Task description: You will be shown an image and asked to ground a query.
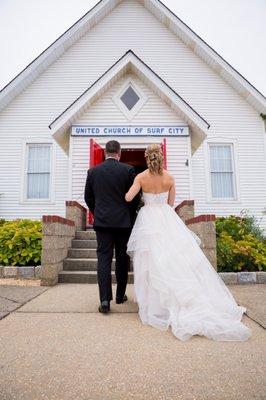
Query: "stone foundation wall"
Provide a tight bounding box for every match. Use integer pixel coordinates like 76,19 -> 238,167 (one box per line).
186,215 -> 217,269
175,200 -> 217,269
41,215 -> 75,285
0,265 -> 41,279
65,201 -> 87,231
175,200 -> 194,223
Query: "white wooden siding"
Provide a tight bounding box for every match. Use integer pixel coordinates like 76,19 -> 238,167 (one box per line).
71,73 -> 190,208
0,133 -> 69,220
75,74 -> 185,125
0,0 -> 265,227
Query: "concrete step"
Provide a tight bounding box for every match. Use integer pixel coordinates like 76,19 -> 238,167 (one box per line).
58,271 -> 134,284
75,230 -> 96,240
71,239 -> 97,249
63,258 -> 133,271
63,258 -> 105,271
68,248 -> 97,258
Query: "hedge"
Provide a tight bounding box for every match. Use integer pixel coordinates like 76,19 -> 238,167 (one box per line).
0,219 -> 42,266
216,213 -> 266,272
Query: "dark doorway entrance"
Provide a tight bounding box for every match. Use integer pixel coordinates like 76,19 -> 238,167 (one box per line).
120,148 -> 146,174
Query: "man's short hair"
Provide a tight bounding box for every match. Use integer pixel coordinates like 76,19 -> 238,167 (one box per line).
105,140 -> 121,154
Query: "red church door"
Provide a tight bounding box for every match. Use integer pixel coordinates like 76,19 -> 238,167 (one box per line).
161,138 -> 167,169
87,139 -> 105,226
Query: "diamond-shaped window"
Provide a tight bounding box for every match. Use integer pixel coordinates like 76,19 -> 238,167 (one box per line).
120,86 -> 140,110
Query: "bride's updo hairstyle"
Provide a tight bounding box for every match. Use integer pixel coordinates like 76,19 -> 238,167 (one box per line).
144,144 -> 164,175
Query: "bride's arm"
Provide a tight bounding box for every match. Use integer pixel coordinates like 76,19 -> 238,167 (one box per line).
168,177 -> 176,207
125,175 -> 141,202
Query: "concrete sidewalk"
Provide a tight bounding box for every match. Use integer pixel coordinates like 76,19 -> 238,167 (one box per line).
0,283 -> 265,400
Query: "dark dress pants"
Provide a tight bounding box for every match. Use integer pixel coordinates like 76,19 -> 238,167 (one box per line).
95,228 -> 131,303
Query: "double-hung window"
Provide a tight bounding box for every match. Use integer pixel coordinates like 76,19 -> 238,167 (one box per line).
26,144 -> 52,200
209,144 -> 236,200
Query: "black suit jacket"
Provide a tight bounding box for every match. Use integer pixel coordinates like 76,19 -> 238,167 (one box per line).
84,158 -> 140,229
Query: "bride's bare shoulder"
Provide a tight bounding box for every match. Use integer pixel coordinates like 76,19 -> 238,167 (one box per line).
134,169 -> 148,183
138,169 -> 149,179
142,169 -> 150,175
163,169 -> 175,182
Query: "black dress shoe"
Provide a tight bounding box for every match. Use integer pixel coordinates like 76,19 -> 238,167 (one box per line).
98,301 -> 110,313
116,294 -> 128,304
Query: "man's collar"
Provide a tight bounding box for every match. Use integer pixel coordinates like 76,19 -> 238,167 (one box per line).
106,156 -> 119,161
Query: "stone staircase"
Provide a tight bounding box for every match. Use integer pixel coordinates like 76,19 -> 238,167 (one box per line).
41,200 -> 216,286
58,229 -> 134,284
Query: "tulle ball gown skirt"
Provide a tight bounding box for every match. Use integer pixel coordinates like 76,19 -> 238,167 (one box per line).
127,193 -> 251,342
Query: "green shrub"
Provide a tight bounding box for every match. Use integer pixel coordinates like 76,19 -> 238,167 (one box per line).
0,219 -> 42,266
216,213 -> 266,272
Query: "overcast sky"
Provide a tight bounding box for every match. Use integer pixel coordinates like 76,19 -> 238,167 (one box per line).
0,0 -> 265,96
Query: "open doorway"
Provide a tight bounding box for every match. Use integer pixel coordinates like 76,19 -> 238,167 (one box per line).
120,148 -> 146,174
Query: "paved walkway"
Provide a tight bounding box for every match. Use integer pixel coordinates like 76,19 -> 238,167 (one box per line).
0,283 -> 265,400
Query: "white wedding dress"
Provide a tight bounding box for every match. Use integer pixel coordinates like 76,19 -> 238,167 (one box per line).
127,191 -> 251,341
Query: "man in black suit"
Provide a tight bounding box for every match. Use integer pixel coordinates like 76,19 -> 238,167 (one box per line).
84,140 -> 140,313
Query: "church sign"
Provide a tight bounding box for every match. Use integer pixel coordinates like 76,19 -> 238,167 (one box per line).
71,125 -> 189,136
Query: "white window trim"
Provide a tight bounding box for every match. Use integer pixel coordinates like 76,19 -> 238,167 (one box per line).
187,135 -> 193,199
68,133 -> 73,200
204,137 -> 241,203
112,76 -> 148,121
19,140 -> 56,204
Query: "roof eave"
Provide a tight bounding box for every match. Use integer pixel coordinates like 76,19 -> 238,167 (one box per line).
49,51 -> 209,152
0,0 -> 121,112
1,0 -> 264,115
147,0 -> 266,113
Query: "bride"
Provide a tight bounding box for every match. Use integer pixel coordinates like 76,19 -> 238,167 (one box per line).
125,144 -> 251,342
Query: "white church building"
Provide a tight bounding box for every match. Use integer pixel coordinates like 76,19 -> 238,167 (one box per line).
0,0 -> 265,229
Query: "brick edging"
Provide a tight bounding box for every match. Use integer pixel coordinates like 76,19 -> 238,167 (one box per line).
175,200 -> 194,213
0,267 -> 265,284
219,271 -> 266,284
186,214 -> 216,225
65,201 -> 87,213
0,265 -> 42,279
42,215 -> 75,226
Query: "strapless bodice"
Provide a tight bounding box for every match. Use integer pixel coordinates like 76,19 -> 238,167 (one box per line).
142,191 -> 169,206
